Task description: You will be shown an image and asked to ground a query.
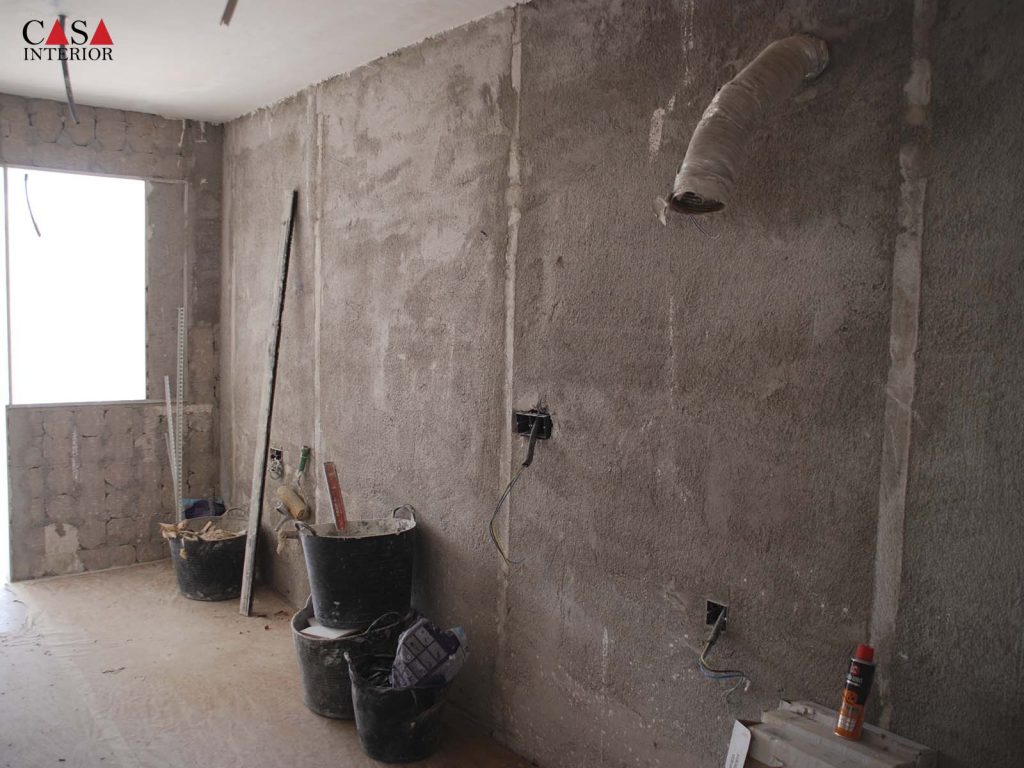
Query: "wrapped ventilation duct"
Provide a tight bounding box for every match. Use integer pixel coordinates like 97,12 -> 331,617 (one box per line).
668,34 -> 829,215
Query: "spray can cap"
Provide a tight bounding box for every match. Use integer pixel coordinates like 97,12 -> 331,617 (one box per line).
854,643 -> 875,663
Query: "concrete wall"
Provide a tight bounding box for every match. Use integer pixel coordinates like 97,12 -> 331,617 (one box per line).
220,1 -> 1023,766
222,15 -> 512,716
220,89 -> 320,605
1,94 -> 222,579
889,1 -> 1024,766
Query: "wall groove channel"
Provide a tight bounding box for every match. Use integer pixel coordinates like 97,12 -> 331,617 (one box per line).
869,0 -> 935,729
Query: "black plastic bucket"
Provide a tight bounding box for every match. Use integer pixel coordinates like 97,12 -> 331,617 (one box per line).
346,652 -> 447,763
299,506 -> 416,629
168,515 -> 247,601
290,597 -> 412,719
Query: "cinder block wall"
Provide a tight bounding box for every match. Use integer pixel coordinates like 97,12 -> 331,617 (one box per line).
0,94 -> 222,579
7,404 -> 215,574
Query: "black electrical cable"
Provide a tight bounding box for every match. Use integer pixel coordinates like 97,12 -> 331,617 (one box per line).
687,213 -> 721,240
489,412 -> 543,566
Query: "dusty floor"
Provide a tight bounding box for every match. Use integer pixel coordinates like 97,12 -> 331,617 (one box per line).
0,561 -> 531,768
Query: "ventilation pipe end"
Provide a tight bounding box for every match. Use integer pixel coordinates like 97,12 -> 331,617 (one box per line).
668,34 -> 829,216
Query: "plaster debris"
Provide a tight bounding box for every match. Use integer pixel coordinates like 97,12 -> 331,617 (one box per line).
159,519 -> 240,541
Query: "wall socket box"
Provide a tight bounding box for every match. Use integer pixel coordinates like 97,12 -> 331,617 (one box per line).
513,409 -> 553,439
706,599 -> 728,628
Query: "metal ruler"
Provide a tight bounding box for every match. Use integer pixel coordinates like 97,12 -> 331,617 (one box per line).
163,376 -> 178,517
322,462 -> 348,531
175,306 -> 185,520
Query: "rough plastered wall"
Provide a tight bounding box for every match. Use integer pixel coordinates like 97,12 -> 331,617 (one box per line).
221,90 -> 319,604
222,13 -> 512,714
221,1 -> 1024,766
1,94 -> 222,579
504,1 -> 904,765
886,1 -> 1024,766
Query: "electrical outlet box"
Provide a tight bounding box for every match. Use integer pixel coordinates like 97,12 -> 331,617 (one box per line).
706,599 -> 728,628
513,409 -> 553,439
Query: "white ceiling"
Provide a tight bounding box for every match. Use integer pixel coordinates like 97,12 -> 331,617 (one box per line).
0,0 -> 514,123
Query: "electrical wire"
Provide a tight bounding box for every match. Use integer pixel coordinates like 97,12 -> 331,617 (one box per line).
489,411 -> 543,566
23,175 -> 41,237
687,214 -> 721,240
698,611 -> 750,689
58,16 -> 80,125
489,465 -> 526,565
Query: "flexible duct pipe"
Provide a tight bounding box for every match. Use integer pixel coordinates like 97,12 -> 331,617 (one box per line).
668,34 -> 829,215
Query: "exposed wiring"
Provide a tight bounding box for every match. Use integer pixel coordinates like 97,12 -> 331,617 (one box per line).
698,611 -> 751,690
489,411 -> 544,566
489,465 -> 526,565
687,214 -> 721,240
23,175 -> 41,237
58,15 -> 80,125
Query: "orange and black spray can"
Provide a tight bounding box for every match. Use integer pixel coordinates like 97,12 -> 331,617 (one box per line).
834,643 -> 875,740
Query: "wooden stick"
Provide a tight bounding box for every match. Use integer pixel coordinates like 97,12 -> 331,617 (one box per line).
239,190 -> 299,616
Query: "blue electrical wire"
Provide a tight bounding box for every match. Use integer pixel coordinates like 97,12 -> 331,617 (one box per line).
698,611 -> 750,685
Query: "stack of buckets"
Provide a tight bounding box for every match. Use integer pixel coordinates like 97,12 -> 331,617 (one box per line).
291,506 -> 446,762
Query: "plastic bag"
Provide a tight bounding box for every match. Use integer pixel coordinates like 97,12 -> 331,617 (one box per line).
390,617 -> 467,688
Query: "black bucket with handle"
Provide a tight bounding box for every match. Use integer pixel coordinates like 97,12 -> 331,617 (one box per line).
290,599 -> 413,719
298,506 -> 416,629
168,515 -> 246,601
345,651 -> 447,763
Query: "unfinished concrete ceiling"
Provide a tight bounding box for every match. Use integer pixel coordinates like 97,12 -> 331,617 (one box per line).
0,0 -> 514,123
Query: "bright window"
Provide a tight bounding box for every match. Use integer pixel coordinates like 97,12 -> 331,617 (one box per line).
5,167 -> 146,404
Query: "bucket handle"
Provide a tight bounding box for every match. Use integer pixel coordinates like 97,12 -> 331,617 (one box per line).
392,504 -> 416,523
293,520 -> 318,536
357,610 -> 403,638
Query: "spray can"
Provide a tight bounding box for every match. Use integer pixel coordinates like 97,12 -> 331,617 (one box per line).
834,643 -> 875,740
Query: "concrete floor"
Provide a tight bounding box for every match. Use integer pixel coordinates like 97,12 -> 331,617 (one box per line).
0,561 -> 531,768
